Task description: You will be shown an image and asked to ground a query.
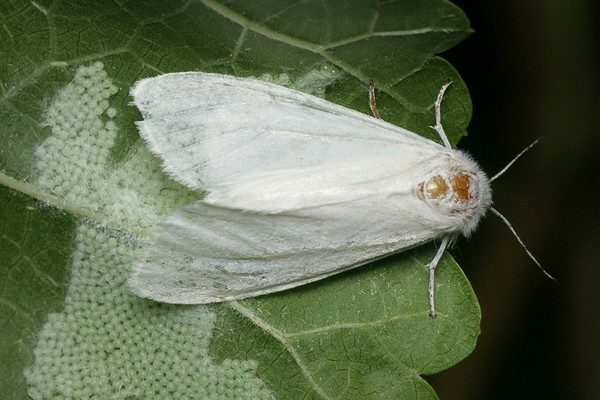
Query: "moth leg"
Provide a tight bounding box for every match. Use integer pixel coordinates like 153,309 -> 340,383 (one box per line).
427,236 -> 450,317
430,82 -> 453,149
368,81 -> 381,119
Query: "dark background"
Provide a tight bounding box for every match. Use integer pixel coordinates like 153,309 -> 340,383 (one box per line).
429,1 -> 599,399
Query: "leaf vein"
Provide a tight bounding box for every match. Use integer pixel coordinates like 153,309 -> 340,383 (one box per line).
322,27 -> 465,50
228,300 -> 332,400
285,311 -> 428,337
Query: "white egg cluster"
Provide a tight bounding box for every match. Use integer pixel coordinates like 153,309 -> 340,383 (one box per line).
26,223 -> 271,399
25,224 -> 272,400
28,63 -> 273,399
36,61 -> 118,201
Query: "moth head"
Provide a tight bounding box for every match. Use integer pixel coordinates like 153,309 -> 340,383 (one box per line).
416,152 -> 492,237
415,142 -> 554,280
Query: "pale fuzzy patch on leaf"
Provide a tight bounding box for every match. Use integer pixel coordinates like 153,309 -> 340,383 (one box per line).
259,63 -> 341,97
25,223 -> 271,399
35,62 -> 197,232
28,63 -> 273,399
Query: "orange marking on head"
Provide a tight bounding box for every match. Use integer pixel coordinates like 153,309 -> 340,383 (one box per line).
425,175 -> 448,199
452,173 -> 471,201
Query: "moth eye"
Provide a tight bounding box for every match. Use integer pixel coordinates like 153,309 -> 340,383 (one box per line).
451,172 -> 472,201
423,175 -> 448,199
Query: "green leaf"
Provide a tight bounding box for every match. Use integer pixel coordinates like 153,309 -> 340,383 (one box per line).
0,185 -> 76,397
0,0 -> 478,399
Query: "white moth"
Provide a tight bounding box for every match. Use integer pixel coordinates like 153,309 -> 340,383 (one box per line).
129,72 -> 542,316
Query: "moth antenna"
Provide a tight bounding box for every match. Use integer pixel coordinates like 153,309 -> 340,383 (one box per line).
490,207 -> 556,280
490,139 -> 539,182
